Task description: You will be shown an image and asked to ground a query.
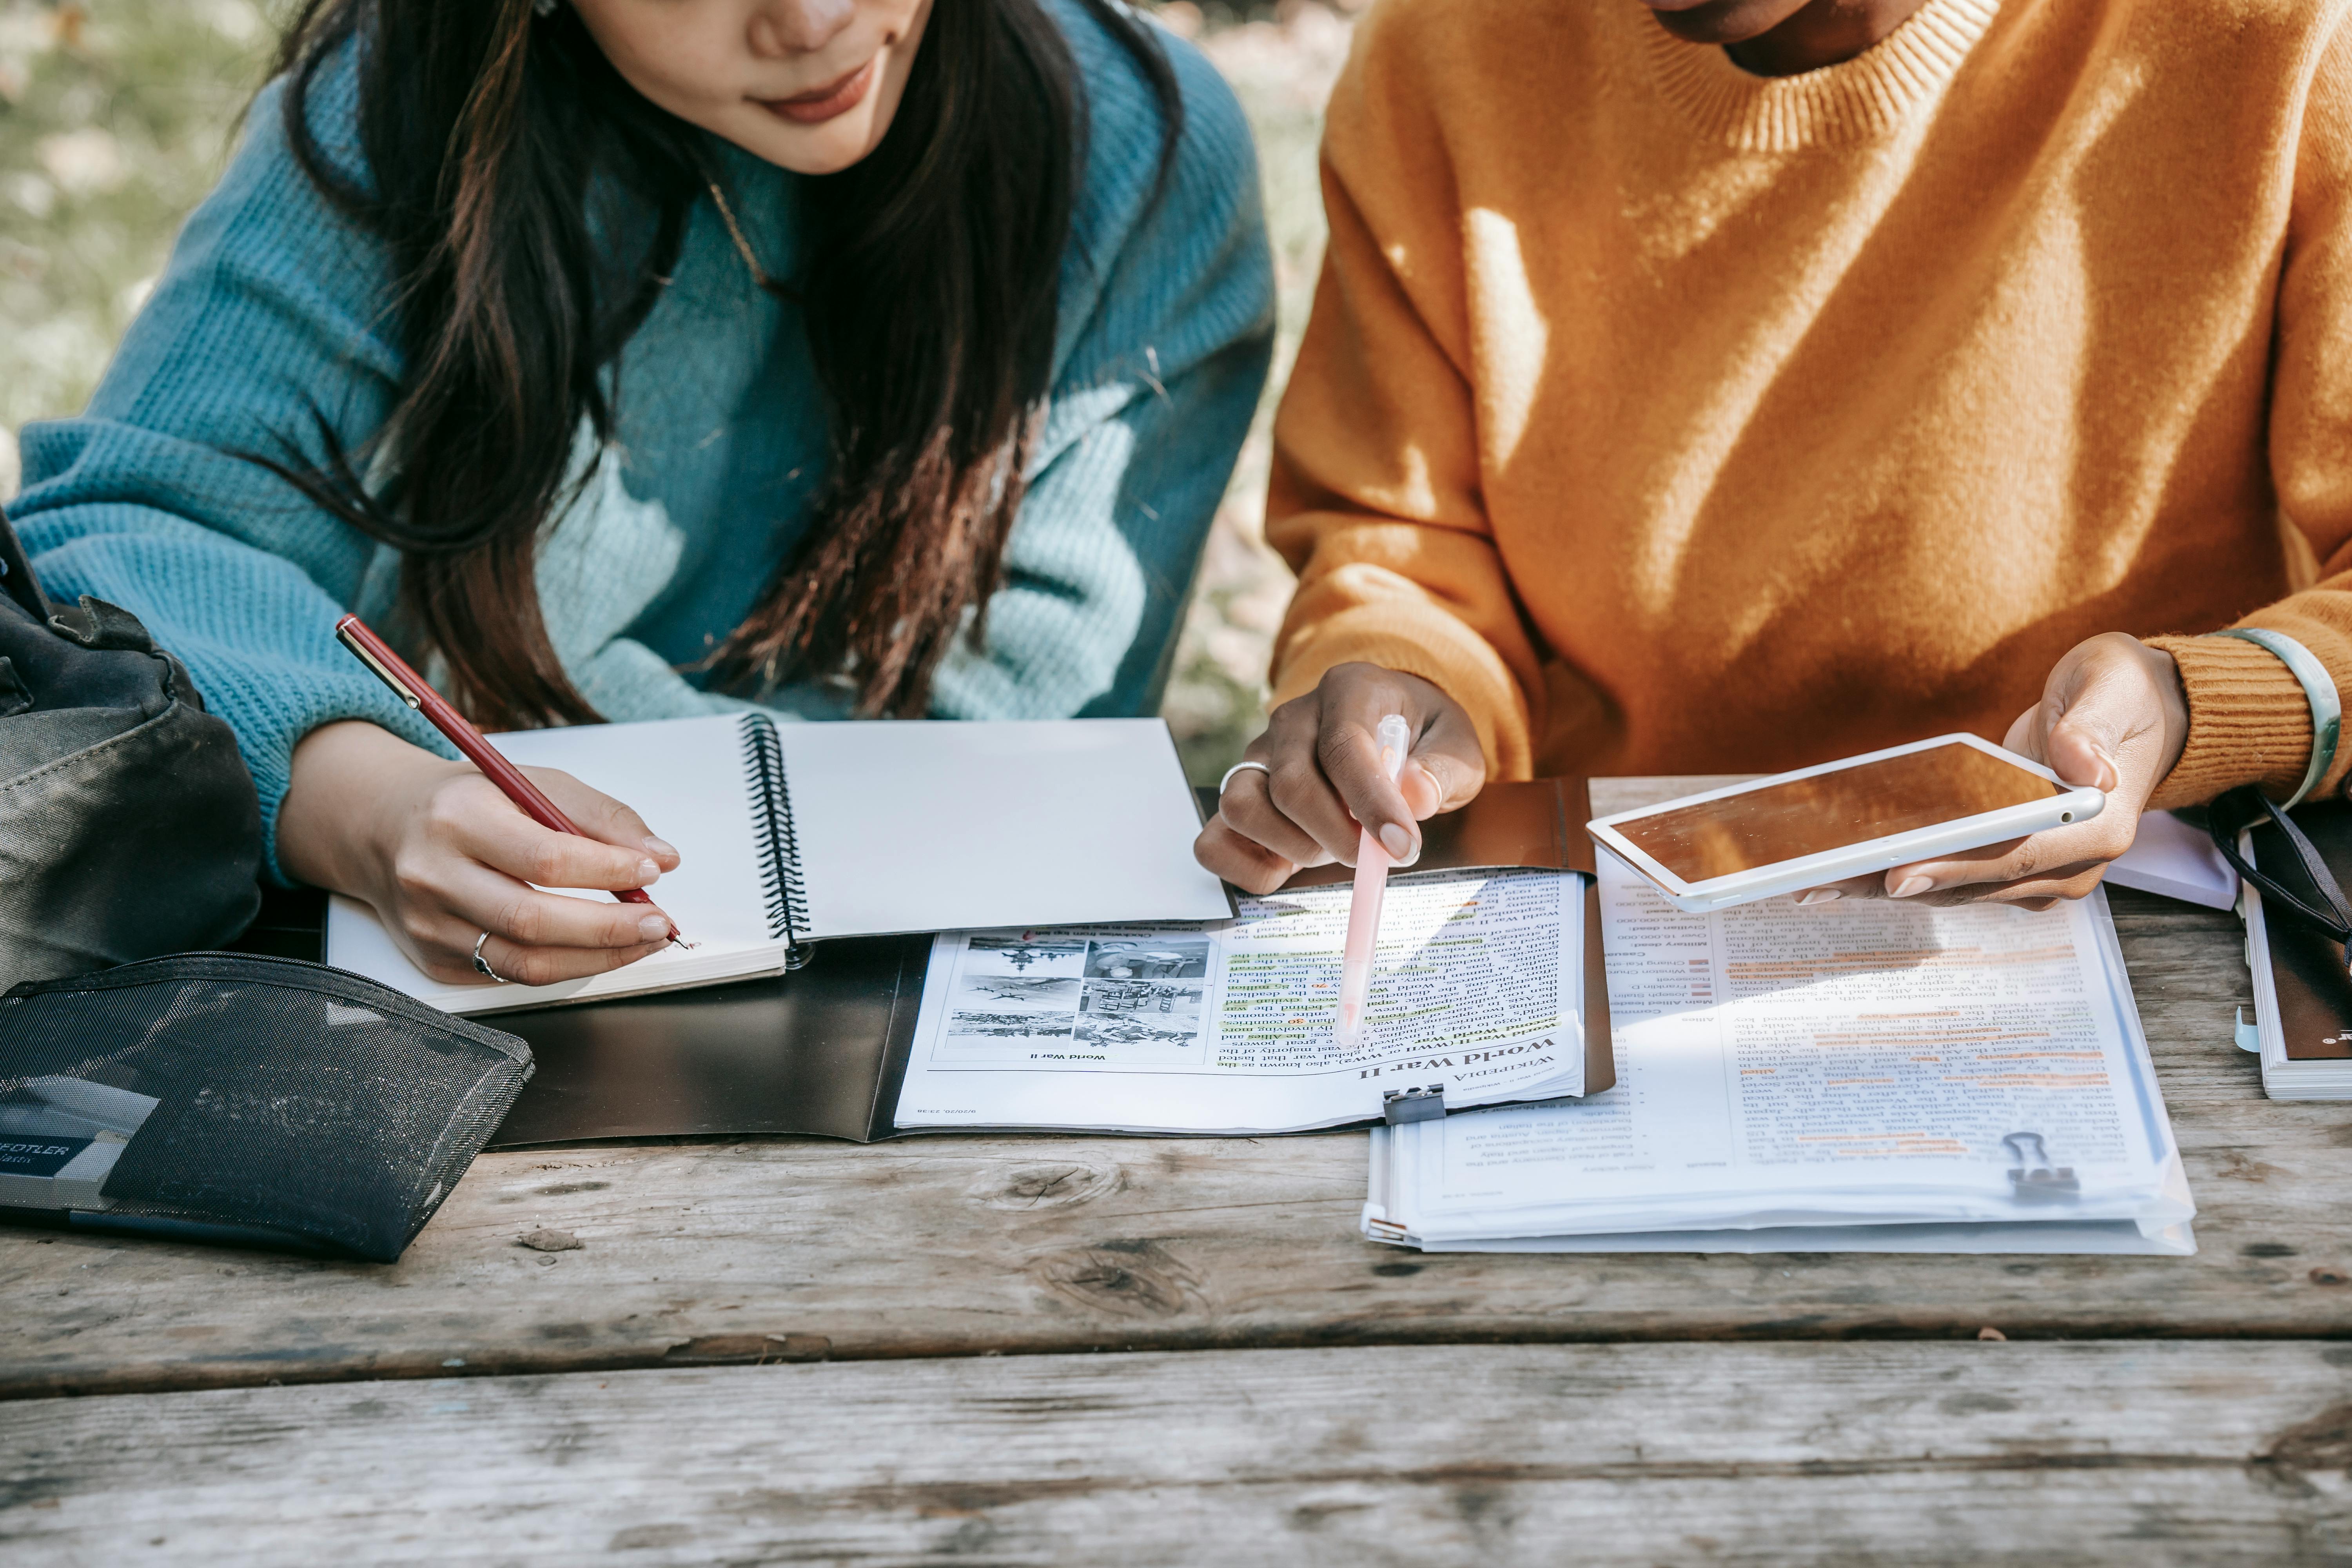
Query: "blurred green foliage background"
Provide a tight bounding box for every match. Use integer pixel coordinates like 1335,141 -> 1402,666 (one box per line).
0,0 -> 1354,779
0,2 -> 284,450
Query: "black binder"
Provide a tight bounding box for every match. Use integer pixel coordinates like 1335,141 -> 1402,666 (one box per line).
238,890 -> 928,1145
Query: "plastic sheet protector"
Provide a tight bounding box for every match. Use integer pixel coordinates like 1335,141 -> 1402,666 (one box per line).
1364,848 -> 2194,1254
894,869 -> 1588,1134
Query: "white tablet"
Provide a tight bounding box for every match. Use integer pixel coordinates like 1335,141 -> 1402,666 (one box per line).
1587,734 -> 2104,913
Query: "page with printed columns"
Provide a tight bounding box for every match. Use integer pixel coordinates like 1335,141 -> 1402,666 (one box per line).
894,868 -> 1585,1134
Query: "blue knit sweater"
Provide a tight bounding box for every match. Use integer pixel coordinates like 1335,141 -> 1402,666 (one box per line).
11,4 -> 1272,876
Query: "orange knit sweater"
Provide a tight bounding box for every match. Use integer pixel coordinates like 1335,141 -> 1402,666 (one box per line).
1267,0 -> 2352,807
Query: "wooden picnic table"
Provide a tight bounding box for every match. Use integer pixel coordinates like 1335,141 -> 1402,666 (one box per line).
5,888 -> 2352,1563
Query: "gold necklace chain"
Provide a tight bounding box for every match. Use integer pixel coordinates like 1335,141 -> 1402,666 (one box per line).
705,180 -> 774,292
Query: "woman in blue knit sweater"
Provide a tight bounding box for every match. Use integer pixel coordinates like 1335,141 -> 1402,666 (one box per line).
11,0 -> 1272,986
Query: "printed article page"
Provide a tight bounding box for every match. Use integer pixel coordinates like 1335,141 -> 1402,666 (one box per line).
894,870 -> 1586,1133
1381,851 -> 2188,1241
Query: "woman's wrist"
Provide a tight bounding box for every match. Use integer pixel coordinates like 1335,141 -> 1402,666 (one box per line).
2145,632 -> 2327,809
277,721 -> 456,895
2202,629 -> 2341,808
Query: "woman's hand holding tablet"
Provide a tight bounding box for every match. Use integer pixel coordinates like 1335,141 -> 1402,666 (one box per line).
1797,633 -> 2190,911
1592,738 -> 2109,913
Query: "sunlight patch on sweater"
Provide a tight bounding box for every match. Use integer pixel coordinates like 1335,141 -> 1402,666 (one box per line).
1465,208 -> 1549,473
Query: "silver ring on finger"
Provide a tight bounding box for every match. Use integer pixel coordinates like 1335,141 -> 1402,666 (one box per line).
1219,760 -> 1271,795
473,930 -> 511,984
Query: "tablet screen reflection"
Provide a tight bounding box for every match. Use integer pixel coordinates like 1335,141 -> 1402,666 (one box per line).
1617,744 -> 2060,885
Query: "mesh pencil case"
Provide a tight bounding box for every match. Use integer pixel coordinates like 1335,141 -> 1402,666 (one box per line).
0,952 -> 531,1261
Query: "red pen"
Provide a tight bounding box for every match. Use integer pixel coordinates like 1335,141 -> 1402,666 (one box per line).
333,613 -> 685,949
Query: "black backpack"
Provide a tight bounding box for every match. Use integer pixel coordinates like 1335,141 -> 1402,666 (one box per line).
0,504 -> 263,988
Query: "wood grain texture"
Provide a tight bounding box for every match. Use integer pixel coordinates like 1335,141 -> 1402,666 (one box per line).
7,1342 -> 2352,1566
6,893 -> 2344,1402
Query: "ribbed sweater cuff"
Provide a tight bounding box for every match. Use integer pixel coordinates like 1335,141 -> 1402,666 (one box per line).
2145,633 -> 2315,808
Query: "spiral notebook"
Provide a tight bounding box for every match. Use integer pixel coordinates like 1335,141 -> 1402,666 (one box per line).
324,712 -> 1232,1016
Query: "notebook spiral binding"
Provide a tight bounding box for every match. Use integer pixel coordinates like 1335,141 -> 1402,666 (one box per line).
740,713 -> 812,969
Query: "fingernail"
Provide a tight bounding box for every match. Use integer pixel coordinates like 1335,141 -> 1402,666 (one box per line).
637,858 -> 661,885
644,836 -> 678,860
1379,823 -> 1413,859
639,914 -> 672,942
1891,875 -> 1933,899
1796,889 -> 1840,906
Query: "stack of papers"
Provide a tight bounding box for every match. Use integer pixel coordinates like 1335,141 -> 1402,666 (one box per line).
1363,780 -> 2196,1256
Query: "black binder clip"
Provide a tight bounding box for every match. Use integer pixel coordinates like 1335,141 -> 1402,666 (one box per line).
1383,1085 -> 1447,1125
2002,1131 -> 2078,1199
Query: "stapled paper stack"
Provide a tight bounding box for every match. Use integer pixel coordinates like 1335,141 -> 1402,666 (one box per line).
1362,777 -> 2197,1256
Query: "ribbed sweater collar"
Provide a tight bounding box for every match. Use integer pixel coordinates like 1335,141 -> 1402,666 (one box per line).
1633,0 -> 2004,151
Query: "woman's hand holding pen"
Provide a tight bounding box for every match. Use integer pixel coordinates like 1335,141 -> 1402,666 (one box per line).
278,720 -> 682,986
1194,662 -> 1487,894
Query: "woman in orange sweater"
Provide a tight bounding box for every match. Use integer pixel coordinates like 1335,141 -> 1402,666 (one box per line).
1199,0 -> 2352,909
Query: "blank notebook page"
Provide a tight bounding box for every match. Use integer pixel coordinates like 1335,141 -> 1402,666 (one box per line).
776,718 -> 1232,937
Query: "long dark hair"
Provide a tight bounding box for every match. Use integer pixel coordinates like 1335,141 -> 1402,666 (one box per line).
268,0 -> 1179,726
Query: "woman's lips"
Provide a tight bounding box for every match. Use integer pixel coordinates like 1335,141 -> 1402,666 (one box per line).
754,56 -> 879,126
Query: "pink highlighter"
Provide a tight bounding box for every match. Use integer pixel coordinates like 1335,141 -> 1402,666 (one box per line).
1334,714 -> 1413,1051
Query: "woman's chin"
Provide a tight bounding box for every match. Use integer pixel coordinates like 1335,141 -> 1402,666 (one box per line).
1641,0 -> 1813,45
714,105 -> 889,177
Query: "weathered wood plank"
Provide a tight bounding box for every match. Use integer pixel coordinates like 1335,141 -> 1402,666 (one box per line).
4,895 -> 2339,1401
6,1342 -> 2351,1566
2109,890 -> 2263,1098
